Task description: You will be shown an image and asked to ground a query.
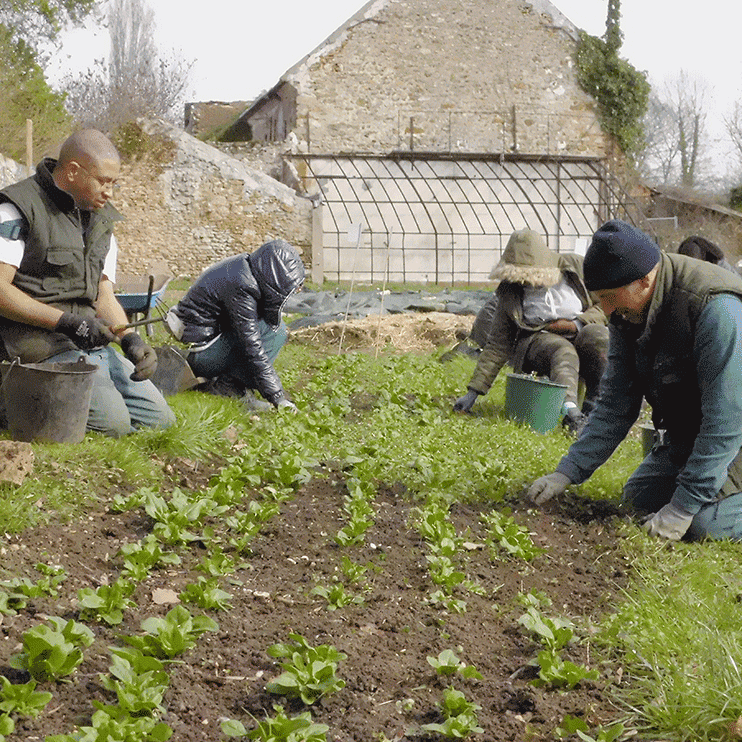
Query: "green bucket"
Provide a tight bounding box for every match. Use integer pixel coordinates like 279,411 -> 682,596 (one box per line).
504,373 -> 568,434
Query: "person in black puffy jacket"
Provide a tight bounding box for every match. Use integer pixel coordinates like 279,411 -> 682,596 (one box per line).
171,239 -> 305,411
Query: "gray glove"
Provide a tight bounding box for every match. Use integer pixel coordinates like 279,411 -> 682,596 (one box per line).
641,501 -> 694,540
453,389 -> 480,413
527,471 -> 571,505
276,398 -> 298,413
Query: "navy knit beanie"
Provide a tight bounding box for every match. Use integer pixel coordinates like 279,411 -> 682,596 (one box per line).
583,220 -> 661,291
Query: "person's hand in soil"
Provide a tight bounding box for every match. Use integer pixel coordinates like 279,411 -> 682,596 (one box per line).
453,389 -> 480,413
528,471 -> 571,504
641,501 -> 694,540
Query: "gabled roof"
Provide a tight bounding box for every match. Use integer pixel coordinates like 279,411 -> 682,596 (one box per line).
238,0 -> 581,122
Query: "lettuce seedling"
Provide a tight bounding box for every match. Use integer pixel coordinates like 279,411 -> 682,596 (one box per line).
0,677 -> 51,718
179,577 -> 233,611
47,703 -> 173,741
265,633 -> 346,705
11,616 -> 94,682
122,605 -> 218,659
310,583 -> 364,611
100,647 -> 169,715
77,578 -> 136,626
427,649 -> 483,680
419,687 -> 484,738
118,535 -> 181,581
222,704 -> 329,741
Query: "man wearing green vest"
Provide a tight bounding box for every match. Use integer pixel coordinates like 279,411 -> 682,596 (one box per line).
527,220 -> 742,541
0,129 -> 174,437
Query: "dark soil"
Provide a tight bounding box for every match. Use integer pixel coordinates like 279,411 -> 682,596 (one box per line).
0,453 -> 631,742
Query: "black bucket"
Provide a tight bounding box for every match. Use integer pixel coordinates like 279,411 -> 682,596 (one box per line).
1,358 -> 97,443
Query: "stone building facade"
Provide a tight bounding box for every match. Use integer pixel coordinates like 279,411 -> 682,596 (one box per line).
219,0 -> 645,284
230,0 -> 607,158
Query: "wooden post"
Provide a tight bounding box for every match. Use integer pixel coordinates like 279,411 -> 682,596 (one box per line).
25,119 -> 33,175
311,199 -> 324,285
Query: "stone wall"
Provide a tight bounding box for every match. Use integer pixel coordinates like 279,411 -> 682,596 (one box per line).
246,0 -> 607,157
112,121 -> 312,279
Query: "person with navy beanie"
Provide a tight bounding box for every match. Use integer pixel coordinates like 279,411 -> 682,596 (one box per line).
527,219 -> 742,541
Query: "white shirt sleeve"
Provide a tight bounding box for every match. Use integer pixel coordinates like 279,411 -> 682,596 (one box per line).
102,234 -> 117,283
0,201 -> 118,283
0,202 -> 26,268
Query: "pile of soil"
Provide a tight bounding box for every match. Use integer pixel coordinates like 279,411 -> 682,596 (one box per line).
0,314 -> 632,741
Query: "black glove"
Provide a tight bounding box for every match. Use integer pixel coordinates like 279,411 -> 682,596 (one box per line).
453,389 -> 480,413
120,333 -> 158,381
55,312 -> 115,351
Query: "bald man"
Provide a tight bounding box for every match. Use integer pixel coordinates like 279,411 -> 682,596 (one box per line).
0,129 -> 174,437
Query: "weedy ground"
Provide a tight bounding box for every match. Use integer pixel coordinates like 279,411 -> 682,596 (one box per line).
0,320 -> 740,742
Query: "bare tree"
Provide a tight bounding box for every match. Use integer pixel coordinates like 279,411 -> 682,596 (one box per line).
724,101 -> 742,163
638,71 -> 714,188
61,0 -> 193,131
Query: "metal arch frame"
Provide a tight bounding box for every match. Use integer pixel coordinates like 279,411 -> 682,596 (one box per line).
294,152 -> 650,284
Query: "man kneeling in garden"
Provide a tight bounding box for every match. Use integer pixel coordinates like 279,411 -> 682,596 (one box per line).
528,220 -> 742,541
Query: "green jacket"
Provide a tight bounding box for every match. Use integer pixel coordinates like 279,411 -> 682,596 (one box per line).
0,158 -> 122,362
468,253 -> 606,394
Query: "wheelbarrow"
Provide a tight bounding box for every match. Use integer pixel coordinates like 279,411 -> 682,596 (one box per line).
115,272 -> 172,336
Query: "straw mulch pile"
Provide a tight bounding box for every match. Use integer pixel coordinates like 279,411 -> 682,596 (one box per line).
290,311 -> 474,353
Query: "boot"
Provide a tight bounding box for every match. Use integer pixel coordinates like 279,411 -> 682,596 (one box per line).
200,375 -> 247,398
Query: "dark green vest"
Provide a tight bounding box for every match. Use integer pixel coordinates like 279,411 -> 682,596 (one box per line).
0,159 -> 122,362
618,252 -> 742,494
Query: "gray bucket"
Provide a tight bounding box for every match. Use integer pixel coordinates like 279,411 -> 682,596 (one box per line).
1,358 -> 96,443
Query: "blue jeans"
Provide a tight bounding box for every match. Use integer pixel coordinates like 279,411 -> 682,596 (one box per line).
45,347 -> 175,437
186,320 -> 287,389
622,444 -> 742,540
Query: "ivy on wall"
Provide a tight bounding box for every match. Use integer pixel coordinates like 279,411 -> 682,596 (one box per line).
574,0 -> 650,159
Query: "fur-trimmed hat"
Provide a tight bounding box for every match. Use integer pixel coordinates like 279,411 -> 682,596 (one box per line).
489,230 -> 560,287
583,220 -> 660,291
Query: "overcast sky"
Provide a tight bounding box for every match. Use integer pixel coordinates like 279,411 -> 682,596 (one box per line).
50,0 -> 742,163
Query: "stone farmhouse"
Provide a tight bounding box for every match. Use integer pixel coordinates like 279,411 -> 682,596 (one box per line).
198,0 -> 650,284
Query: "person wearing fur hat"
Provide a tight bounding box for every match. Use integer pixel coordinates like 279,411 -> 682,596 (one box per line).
677,235 -> 739,274
528,219 -> 742,541
452,229 -> 609,435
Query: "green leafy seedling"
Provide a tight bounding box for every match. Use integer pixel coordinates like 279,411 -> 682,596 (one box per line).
265,633 -> 346,705
532,649 -> 599,689
77,578 -> 136,625
11,616 -> 94,682
122,604 -> 218,659
47,702 -> 173,741
222,704 -> 329,741
419,687 -> 484,738
427,649 -> 482,680
0,677 -> 51,718
179,576 -> 233,611
118,535 -> 181,581
310,583 -> 364,611
100,647 -> 169,715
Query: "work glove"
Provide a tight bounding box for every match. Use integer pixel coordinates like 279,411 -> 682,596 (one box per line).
527,471 -> 571,505
453,389 -> 480,413
120,333 -> 158,381
276,398 -> 298,413
55,312 -> 115,351
641,501 -> 695,541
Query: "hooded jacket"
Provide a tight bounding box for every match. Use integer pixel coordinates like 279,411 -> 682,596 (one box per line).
468,234 -> 606,395
173,239 -> 305,404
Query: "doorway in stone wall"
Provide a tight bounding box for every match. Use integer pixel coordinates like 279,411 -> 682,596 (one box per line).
295,152 -> 651,285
